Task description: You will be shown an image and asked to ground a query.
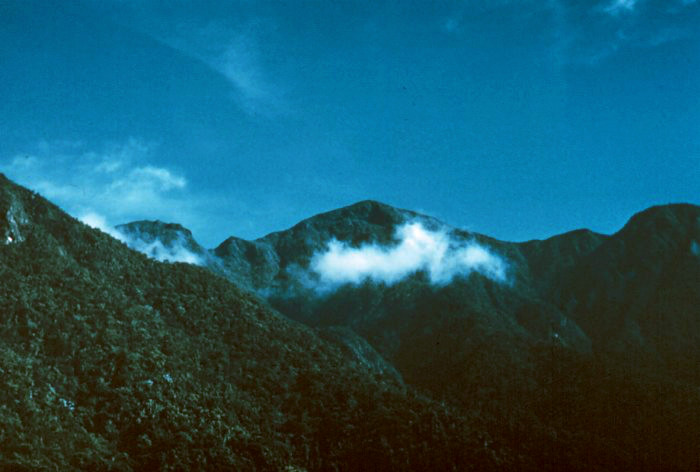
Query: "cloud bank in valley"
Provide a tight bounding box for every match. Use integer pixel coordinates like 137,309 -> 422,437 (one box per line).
310,222 -> 507,287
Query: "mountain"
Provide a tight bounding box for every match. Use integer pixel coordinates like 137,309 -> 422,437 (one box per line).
0,174 -> 508,471
5,170 -> 698,470
211,200 -> 433,292
124,199 -> 700,471
116,220 -> 205,255
561,204 -> 700,380
115,220 -> 217,266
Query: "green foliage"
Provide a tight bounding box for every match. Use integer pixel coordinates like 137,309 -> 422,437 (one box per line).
0,176 -> 495,470
2,176 -> 698,471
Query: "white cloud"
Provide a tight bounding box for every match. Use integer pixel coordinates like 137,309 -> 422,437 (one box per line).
208,31 -> 288,116
82,1 -> 285,116
647,27 -> 687,46
79,212 -> 127,242
125,236 -> 203,265
1,140 -> 207,265
147,19 -> 286,116
79,211 -> 203,265
310,222 -> 507,288
108,165 -> 187,209
94,158 -> 124,173
547,0 -> 698,66
1,138 -> 199,237
604,0 -> 640,15
218,42 -> 271,104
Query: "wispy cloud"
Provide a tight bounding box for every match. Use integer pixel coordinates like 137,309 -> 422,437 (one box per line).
309,222 -> 507,289
441,1 -> 539,36
647,27 -> 687,46
1,139 -> 207,264
546,0 -> 699,65
141,15 -> 286,116
80,211 -> 203,264
126,236 -> 203,264
1,138 -> 197,232
80,212 -> 127,242
211,33 -> 285,115
177,24 -> 287,116
86,0 -> 285,116
603,0 -> 640,16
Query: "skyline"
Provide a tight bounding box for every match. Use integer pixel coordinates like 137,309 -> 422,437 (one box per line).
1,0 -> 699,247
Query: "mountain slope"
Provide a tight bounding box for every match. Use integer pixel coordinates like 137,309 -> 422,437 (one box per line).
211,200 -> 431,292
115,220 -> 223,269
0,174 -> 507,471
560,204 -> 700,383
124,198 -> 700,471
208,200 -> 699,382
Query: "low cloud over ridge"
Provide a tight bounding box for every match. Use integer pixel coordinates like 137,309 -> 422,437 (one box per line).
80,212 -> 203,265
311,222 -> 507,287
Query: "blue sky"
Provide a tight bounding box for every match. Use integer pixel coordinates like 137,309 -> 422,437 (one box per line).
1,0 -> 698,247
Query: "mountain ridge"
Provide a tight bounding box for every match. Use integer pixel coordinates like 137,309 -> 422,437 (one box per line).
113,195 -> 700,470
0,173 -> 509,471
3,173 -> 699,470
113,200 -> 700,294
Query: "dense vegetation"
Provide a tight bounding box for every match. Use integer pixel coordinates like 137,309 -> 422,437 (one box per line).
2,174 -> 698,470
0,175 -> 498,471
210,200 -> 700,471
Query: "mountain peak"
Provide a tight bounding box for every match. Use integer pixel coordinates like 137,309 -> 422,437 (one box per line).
275,199 -> 445,241
619,203 -> 700,236
115,220 -> 209,266
293,199 -> 412,229
255,200 -> 440,269
116,220 -> 194,240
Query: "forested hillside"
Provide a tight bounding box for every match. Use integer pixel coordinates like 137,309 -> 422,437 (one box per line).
2,174 -> 698,470
0,174 -> 499,471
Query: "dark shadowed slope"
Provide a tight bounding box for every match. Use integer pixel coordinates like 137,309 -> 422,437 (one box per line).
122,197 -> 700,470
128,198 -> 700,471
208,200 -> 699,383
559,204 -> 700,383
